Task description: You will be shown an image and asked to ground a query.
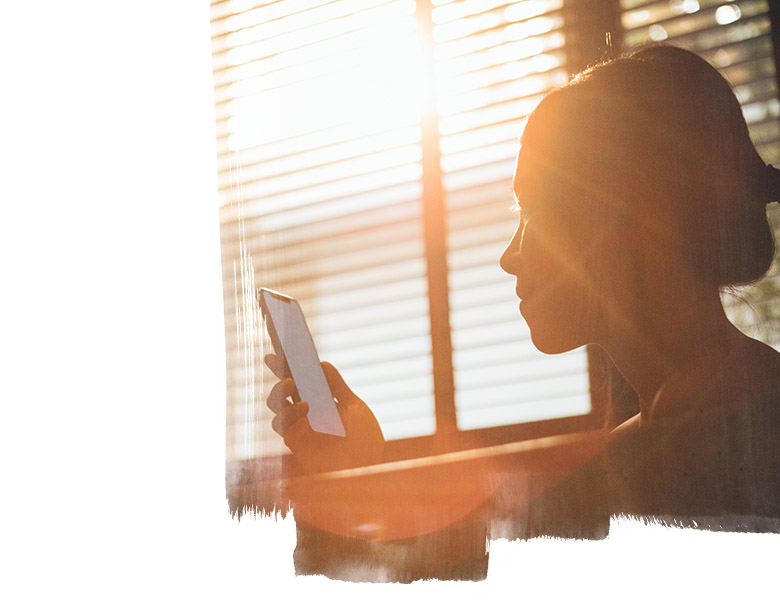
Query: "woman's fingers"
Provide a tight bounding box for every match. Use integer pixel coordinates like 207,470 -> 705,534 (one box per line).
264,354 -> 285,379
282,412 -> 317,454
267,357 -> 358,407
266,378 -> 296,414
271,401 -> 310,437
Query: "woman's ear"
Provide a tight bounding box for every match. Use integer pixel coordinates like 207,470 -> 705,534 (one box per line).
624,165 -> 682,263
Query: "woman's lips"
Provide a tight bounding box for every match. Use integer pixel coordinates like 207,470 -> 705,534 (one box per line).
515,280 -> 531,301
518,293 -> 535,316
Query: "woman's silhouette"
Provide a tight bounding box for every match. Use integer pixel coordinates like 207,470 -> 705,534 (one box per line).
266,45 -> 780,530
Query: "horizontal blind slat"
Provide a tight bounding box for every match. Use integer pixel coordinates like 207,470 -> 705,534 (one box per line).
215,0 -> 436,458
439,0 -> 591,432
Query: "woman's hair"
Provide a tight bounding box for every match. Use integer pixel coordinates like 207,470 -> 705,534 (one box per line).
520,44 -> 776,289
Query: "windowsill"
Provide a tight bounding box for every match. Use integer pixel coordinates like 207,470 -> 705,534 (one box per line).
226,428 -> 607,540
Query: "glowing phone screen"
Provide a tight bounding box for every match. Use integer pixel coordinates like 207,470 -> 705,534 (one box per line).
262,291 -> 346,437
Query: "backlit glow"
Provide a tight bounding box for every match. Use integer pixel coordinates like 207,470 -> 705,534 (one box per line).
218,0 -> 588,451
504,0 -> 555,22
649,24 -> 669,41
670,0 -> 700,14
623,9 -> 650,27
715,4 -> 741,25
225,0 -> 424,153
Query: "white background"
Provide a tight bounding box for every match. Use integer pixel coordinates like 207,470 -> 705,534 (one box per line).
1,1 -> 779,597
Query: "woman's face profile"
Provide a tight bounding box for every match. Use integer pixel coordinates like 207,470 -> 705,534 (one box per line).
501,139 -> 621,355
501,186 -> 588,354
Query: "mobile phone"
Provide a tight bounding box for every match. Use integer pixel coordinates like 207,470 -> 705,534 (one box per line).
257,288 -> 346,437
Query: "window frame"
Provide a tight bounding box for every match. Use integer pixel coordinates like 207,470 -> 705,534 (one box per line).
215,0 -> 780,474
378,0 -> 620,458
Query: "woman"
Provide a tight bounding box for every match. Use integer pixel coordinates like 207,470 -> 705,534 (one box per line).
266,45 -> 780,528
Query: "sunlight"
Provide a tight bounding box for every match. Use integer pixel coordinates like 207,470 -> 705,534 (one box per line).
670,0 -> 700,15
217,0 -> 583,447
432,0 -> 566,131
649,24 -> 668,41
715,4 -> 741,26
505,0 -> 557,22
225,0 -> 423,154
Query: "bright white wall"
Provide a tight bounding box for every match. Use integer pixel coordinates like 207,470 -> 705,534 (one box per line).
1,2 -> 778,597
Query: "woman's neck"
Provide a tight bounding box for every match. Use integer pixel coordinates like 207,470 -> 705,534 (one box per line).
601,286 -> 740,417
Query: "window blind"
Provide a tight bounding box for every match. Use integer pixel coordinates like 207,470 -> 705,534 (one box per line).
212,0 -> 436,460
435,0 -> 592,430
214,0 -> 601,461
620,0 -> 780,347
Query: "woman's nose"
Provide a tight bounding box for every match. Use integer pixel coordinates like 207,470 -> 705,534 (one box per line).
500,225 -> 523,275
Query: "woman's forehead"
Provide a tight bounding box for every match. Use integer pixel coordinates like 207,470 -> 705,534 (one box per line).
512,170 -> 563,214
512,171 -> 533,204
513,146 -> 569,203
513,138 -> 547,197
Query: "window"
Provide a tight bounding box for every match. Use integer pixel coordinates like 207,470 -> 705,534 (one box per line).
213,0 -> 433,460
212,0 -> 780,463
435,1 -> 592,432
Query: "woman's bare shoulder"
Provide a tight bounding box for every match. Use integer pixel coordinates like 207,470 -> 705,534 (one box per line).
729,336 -> 780,406
744,336 -> 780,377
647,333 -> 780,422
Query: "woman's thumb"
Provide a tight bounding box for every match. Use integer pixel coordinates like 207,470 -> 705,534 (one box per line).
321,362 -> 358,404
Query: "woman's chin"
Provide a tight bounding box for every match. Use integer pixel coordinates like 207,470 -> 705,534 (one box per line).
529,329 -> 582,355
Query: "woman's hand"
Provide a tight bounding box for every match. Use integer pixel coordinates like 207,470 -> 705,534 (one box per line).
264,355 -> 385,473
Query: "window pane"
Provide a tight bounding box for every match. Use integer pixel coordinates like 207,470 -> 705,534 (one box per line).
438,0 -> 592,431
214,0 -> 436,460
